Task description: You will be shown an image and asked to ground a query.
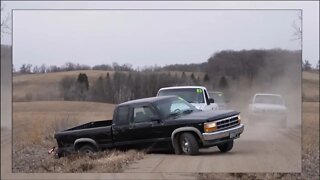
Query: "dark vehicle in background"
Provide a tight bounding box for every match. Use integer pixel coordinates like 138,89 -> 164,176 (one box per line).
53,96 -> 244,157
209,91 -> 228,110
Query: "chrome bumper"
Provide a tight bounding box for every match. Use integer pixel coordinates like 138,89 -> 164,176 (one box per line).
202,124 -> 244,141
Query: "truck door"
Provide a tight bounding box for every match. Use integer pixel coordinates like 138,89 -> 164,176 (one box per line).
129,104 -> 165,145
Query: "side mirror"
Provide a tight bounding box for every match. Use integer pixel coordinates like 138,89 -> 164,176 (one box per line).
208,98 -> 215,104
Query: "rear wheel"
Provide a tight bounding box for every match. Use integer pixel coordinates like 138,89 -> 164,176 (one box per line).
217,140 -> 234,153
179,133 -> 199,155
79,145 -> 97,154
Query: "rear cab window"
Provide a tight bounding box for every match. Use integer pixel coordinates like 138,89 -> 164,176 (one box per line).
114,105 -> 130,125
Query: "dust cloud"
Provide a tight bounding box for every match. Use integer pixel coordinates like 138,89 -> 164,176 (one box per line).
219,55 -> 301,138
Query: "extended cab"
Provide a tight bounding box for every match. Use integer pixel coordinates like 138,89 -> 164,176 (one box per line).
54,96 -> 244,157
157,86 -> 219,111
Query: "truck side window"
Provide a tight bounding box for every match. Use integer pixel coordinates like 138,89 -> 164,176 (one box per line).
115,106 -> 130,125
133,106 -> 157,123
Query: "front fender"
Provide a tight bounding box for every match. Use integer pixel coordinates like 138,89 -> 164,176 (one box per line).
203,103 -> 218,111
171,127 -> 203,154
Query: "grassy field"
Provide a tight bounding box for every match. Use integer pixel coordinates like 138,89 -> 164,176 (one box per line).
13,101 -> 115,145
12,101 -> 147,173
302,71 -> 319,102
302,71 -> 319,177
11,70 -> 319,177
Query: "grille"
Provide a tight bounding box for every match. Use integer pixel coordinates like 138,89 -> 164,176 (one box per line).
216,116 -> 240,130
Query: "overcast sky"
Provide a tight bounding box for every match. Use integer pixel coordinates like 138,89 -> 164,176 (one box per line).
1,1 -> 319,68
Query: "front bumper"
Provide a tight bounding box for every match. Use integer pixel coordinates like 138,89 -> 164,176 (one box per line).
202,124 -> 244,141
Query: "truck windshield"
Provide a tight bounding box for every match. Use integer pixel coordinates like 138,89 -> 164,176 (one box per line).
158,88 -> 205,103
254,95 -> 284,105
154,97 -> 198,119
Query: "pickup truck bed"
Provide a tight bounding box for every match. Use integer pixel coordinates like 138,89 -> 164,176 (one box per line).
55,120 -> 114,155
66,120 -> 112,131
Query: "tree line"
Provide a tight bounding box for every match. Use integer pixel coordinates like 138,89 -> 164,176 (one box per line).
14,48 -> 309,104
206,49 -> 302,87
16,62 -> 135,74
61,71 -> 210,104
13,49 -> 318,75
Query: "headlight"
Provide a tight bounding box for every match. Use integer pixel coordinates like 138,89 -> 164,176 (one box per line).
204,122 -> 217,133
237,115 -> 241,123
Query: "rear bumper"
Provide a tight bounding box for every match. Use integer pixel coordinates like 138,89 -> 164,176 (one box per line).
202,124 -> 244,141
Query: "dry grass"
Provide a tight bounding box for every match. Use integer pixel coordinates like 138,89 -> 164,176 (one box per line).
301,102 -> 319,179
197,173 -> 302,180
13,146 -> 144,173
302,71 -> 319,102
13,101 -> 115,145
11,100 -> 145,173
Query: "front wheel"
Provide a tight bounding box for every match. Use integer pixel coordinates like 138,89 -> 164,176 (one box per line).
179,133 -> 199,155
217,140 -> 234,153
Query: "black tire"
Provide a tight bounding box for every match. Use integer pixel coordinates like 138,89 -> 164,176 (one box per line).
78,145 -> 97,154
173,136 -> 182,155
179,133 -> 199,155
217,140 -> 234,153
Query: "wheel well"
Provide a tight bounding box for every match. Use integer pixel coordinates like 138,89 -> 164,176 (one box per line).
74,142 -> 98,151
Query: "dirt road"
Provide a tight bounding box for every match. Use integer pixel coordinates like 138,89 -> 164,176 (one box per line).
2,101 -> 302,179
125,122 -> 301,173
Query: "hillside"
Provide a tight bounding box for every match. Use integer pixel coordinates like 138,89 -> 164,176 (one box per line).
13,70 -> 205,102
13,70 -> 114,101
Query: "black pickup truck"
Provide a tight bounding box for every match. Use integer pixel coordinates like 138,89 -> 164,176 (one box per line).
54,96 -> 244,157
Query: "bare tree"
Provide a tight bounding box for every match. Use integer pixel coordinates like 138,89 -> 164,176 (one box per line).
20,64 -> 33,74
1,2 -> 11,36
291,12 -> 302,45
40,64 -> 47,73
33,65 -> 40,73
302,60 -> 312,71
